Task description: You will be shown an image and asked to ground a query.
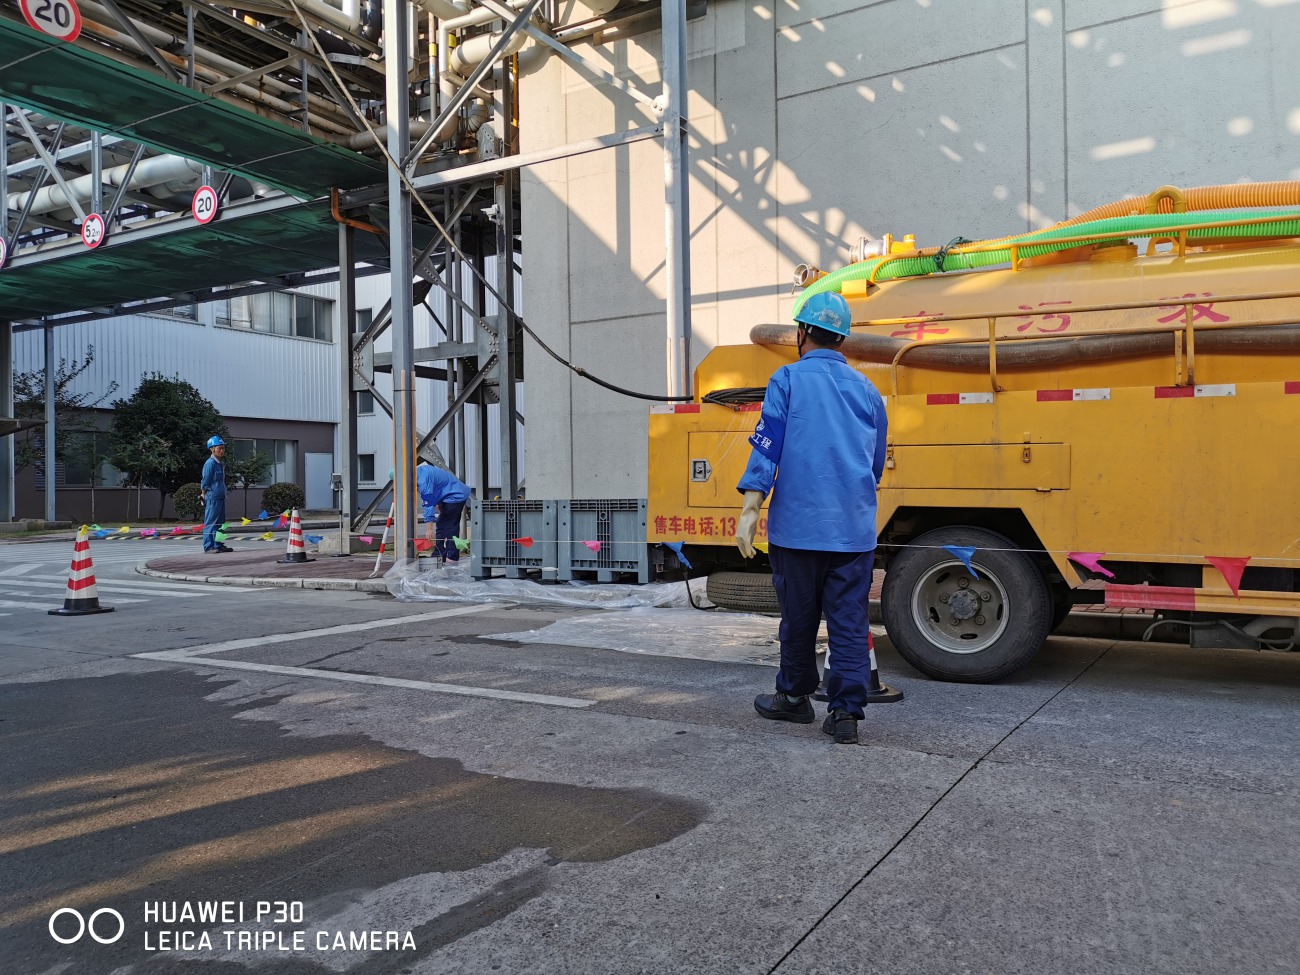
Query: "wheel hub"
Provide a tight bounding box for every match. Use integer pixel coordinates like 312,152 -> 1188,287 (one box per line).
947,588 -> 980,620
910,560 -> 1010,655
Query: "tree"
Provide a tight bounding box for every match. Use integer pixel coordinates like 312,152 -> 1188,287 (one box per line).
12,345 -> 119,474
227,448 -> 272,517
109,375 -> 227,518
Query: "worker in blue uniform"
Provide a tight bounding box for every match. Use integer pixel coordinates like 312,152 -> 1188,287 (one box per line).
200,435 -> 233,554
416,462 -> 470,561
735,291 -> 889,744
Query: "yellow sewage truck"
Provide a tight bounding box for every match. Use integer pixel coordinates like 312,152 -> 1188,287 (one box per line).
648,183 -> 1300,682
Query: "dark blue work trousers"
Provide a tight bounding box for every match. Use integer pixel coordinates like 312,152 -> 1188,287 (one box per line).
434,501 -> 466,561
202,495 -> 226,552
770,545 -> 875,719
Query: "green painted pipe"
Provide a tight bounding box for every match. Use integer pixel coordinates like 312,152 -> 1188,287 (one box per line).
793,209 -> 1300,316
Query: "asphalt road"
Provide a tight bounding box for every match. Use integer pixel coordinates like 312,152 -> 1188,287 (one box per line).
2,538 -> 1299,974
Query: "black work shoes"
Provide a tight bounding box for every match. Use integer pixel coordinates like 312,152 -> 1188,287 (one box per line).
753,692 -> 815,724
822,709 -> 859,744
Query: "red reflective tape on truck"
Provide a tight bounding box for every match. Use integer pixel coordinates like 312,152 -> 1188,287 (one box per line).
1286,382 -> 1300,394
1104,584 -> 1197,612
926,392 -> 994,405
1155,384 -> 1236,399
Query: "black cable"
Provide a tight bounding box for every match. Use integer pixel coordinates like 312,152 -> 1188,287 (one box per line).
702,387 -> 766,408
683,568 -> 718,611
514,315 -> 695,401
932,236 -> 971,273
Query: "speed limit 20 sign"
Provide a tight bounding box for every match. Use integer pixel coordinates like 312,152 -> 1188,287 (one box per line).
81,212 -> 106,249
192,185 -> 220,225
20,0 -> 82,42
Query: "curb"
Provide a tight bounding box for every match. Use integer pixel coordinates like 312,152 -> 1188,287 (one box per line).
137,566 -> 391,593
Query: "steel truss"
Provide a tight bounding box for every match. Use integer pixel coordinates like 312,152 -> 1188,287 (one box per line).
1,0 -> 696,554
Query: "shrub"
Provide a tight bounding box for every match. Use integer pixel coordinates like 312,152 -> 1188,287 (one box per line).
262,481 -> 305,516
173,482 -> 203,521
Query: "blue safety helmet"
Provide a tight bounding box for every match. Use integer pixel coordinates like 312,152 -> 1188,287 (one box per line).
794,291 -> 852,337
206,436 -> 225,448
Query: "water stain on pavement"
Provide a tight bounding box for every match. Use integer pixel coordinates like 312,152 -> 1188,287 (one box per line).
0,670 -> 705,974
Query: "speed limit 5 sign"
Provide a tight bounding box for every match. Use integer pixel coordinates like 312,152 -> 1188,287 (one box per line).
20,0 -> 82,42
192,185 -> 220,225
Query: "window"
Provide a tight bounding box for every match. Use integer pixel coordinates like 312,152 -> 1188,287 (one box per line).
358,390 -> 374,415
217,293 -> 331,340
356,308 -> 373,334
154,303 -> 197,321
358,454 -> 376,484
62,432 -> 122,487
228,438 -> 297,486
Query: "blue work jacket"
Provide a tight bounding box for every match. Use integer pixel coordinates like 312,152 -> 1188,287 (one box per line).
201,456 -> 227,500
736,348 -> 888,552
416,464 -> 469,518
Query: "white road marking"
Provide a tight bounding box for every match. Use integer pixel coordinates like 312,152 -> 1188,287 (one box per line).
0,564 -> 40,576
137,656 -> 595,709
132,605 -> 596,710
25,574 -> 256,593
0,596 -> 143,610
2,580 -> 205,598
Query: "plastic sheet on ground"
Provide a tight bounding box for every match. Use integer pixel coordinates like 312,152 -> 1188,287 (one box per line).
496,607 -> 796,666
385,559 -> 710,610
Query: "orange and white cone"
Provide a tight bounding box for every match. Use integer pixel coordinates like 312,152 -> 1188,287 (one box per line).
277,509 -> 313,564
49,526 -> 115,616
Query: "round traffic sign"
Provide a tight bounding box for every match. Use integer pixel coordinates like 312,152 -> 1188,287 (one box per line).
192,185 -> 220,225
81,213 -> 106,249
20,0 -> 82,43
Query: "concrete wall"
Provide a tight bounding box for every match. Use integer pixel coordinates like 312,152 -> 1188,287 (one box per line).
520,0 -> 1300,497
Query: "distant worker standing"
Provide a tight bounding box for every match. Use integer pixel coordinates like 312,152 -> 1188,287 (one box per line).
735,291 -> 889,744
200,436 -> 233,554
416,462 -> 470,562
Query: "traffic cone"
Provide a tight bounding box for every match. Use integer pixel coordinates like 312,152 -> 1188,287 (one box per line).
814,632 -> 902,704
49,526 -> 115,616
277,509 -> 314,564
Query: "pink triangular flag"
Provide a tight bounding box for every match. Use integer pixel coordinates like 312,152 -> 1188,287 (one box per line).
1205,556 -> 1250,598
139,528 -> 156,538
358,535 -> 374,544
512,536 -> 534,547
1067,552 -> 1115,580
168,526 -> 184,536
583,540 -> 601,553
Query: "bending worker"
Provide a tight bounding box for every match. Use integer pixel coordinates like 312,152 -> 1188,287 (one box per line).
200,435 -> 232,554
735,291 -> 889,744
416,462 -> 470,562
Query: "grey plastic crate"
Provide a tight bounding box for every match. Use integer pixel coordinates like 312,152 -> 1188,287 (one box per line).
558,499 -> 650,583
470,499 -> 559,581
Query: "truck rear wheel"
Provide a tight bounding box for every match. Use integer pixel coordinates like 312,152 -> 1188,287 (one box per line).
882,527 -> 1051,683
706,571 -> 781,615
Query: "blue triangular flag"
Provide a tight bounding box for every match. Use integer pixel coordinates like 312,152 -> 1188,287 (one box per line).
306,534 -> 323,543
941,545 -> 979,578
662,541 -> 693,570
258,509 -> 269,520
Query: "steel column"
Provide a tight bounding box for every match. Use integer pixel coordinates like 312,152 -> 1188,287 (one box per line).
43,324 -> 55,521
662,0 -> 693,398
384,0 -> 417,563
338,222 -> 357,532
494,60 -> 519,499
0,321 -> 12,521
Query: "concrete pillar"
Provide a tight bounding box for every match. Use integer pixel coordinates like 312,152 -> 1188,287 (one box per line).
338,223 -> 357,535
44,323 -> 55,521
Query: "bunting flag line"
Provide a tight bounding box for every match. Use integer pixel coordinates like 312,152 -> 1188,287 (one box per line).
582,540 -> 601,553
215,531 -> 228,543
941,545 -> 979,578
89,524 -> 102,532
240,517 -> 251,526
139,528 -> 157,538
453,536 -> 470,553
306,534 -> 323,544
275,516 -> 288,529
118,526 -> 130,534
260,532 -> 274,541
1205,555 -> 1250,598
1067,552 -> 1116,580
358,535 -> 374,544
168,527 -> 185,537
258,509 -> 269,520
414,539 -> 433,552
511,536 -> 534,548
282,509 -> 291,518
